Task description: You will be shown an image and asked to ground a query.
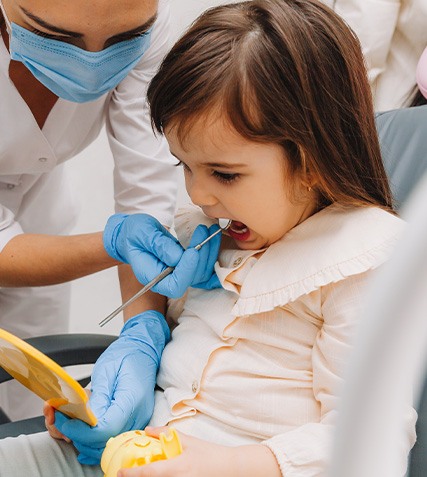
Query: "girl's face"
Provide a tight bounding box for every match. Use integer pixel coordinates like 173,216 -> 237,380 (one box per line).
166,118 -> 319,250
1,0 -> 158,51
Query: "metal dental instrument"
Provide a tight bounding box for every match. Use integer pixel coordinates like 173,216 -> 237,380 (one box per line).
99,219 -> 231,327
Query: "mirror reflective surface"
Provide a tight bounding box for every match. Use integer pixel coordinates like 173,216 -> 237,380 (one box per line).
0,328 -> 96,425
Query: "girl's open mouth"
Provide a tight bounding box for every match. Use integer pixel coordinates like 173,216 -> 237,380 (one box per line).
227,221 -> 251,241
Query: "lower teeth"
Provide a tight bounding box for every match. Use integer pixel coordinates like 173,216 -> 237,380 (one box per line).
231,226 -> 248,234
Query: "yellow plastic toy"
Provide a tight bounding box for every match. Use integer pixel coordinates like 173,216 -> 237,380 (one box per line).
101,428 -> 182,476
0,328 -> 96,425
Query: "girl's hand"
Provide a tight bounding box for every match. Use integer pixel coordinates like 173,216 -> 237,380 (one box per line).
43,402 -> 70,443
118,426 -> 281,477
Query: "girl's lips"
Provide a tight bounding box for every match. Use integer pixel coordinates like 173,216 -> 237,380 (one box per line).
228,220 -> 251,241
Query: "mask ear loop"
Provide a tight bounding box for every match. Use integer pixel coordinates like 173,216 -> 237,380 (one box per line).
0,1 -> 12,35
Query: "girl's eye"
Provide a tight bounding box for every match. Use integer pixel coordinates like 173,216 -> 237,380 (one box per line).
212,170 -> 239,184
174,160 -> 238,183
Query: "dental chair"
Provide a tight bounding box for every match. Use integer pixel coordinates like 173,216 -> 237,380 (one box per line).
376,104 -> 427,209
330,171 -> 427,477
0,105 -> 427,476
375,105 -> 427,477
331,104 -> 427,477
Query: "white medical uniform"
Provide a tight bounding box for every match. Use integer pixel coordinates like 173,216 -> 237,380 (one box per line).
324,0 -> 427,111
0,0 -> 177,420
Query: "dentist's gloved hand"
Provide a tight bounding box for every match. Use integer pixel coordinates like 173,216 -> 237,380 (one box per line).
55,311 -> 170,465
103,213 -> 222,298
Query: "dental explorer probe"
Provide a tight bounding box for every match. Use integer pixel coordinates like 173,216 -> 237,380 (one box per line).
99,219 -> 231,327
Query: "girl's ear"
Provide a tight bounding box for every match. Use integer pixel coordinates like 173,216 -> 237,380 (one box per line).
296,145 -> 321,195
300,172 -> 319,192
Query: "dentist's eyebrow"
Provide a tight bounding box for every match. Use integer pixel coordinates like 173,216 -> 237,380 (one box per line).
20,7 -> 157,39
20,7 -> 83,38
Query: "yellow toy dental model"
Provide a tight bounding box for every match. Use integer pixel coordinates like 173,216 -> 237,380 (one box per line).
101,427 -> 183,477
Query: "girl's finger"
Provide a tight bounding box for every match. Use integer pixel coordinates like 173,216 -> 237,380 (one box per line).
43,401 -> 55,425
43,403 -> 71,442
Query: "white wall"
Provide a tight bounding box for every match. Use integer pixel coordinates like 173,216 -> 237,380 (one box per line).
65,0 -> 238,336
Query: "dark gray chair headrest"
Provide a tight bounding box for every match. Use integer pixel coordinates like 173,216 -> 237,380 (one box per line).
376,105 -> 427,210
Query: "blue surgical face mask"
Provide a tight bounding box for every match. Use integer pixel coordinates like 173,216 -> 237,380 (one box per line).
0,3 -> 152,103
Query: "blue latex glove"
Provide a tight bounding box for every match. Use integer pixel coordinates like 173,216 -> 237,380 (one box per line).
103,213 -> 222,298
55,311 -> 170,465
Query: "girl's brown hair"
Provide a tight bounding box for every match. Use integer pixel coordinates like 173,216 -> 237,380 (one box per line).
147,0 -> 393,211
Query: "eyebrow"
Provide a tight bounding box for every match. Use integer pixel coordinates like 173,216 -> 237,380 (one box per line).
20,6 -> 157,39
203,162 -> 248,169
170,152 -> 248,169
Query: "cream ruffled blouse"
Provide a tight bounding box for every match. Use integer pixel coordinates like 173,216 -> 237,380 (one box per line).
150,203 -> 416,477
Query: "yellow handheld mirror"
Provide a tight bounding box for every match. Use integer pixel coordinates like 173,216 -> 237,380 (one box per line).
0,328 -> 97,426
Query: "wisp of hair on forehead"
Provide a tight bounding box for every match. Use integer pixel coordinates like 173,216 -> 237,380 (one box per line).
147,0 -> 394,212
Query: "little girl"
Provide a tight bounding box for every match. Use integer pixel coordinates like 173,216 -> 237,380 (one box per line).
0,1 -> 417,476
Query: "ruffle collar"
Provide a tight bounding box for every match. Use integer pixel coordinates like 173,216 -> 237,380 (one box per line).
174,204 -> 405,317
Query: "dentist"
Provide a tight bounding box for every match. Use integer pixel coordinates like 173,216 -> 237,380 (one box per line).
0,0 -> 221,461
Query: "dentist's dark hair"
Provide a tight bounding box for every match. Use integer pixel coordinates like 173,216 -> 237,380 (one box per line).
148,0 -> 393,212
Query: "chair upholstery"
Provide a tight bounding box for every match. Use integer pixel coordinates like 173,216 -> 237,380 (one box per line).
376,104 -> 427,209
370,105 -> 427,477
409,377 -> 427,477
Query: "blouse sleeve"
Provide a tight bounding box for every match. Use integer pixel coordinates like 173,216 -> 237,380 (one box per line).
106,0 -> 178,227
331,0 -> 401,85
262,271 -> 416,477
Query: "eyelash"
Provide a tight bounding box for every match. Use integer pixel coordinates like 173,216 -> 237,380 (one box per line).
116,30 -> 150,40
174,161 -> 240,184
212,170 -> 239,184
30,28 -> 149,45
30,27 -> 68,41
